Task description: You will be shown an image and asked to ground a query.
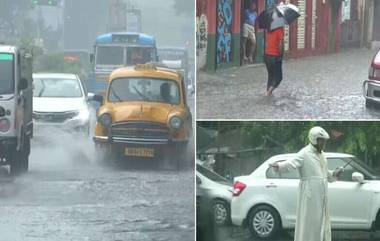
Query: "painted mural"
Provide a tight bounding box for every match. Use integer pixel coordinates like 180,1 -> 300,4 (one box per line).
197,14 -> 208,69
216,0 -> 233,65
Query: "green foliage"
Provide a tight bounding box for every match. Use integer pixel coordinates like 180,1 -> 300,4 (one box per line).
198,121 -> 380,167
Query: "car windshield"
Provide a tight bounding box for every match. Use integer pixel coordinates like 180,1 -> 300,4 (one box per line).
33,78 -> 83,98
196,164 -> 230,184
266,156 -> 380,180
96,46 -> 124,65
0,53 -> 14,95
126,47 -> 155,65
348,157 -> 380,177
108,77 -> 180,104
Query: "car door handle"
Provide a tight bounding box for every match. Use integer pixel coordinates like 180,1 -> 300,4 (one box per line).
265,183 -> 277,188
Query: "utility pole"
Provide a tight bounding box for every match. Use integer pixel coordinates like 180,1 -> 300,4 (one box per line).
107,0 -> 127,32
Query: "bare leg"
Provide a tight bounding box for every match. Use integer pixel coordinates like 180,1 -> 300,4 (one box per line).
250,37 -> 256,63
246,37 -> 252,63
242,37 -> 248,63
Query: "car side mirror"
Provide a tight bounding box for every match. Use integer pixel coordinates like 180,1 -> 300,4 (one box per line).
352,172 -> 365,183
87,92 -> 95,101
90,53 -> 94,63
93,94 -> 104,103
196,176 -> 202,185
18,78 -> 28,90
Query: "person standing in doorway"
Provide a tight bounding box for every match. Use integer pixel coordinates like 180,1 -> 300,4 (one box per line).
270,126 -> 344,241
242,1 -> 257,64
264,24 -> 284,96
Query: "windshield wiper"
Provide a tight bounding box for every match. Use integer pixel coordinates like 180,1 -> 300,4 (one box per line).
133,86 -> 149,101
110,86 -> 123,102
38,80 -> 46,97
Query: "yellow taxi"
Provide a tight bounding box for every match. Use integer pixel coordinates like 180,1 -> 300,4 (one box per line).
93,64 -> 192,165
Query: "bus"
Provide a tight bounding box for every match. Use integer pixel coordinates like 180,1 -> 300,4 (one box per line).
90,32 -> 158,94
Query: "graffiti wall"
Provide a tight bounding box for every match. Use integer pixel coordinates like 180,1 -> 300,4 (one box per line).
216,0 -> 233,65
197,14 -> 208,69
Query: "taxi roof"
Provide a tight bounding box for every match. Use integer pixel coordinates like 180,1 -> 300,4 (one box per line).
109,64 -> 181,82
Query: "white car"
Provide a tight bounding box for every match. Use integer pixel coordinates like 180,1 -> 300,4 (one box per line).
231,153 -> 380,239
197,163 -> 233,226
32,73 -> 93,136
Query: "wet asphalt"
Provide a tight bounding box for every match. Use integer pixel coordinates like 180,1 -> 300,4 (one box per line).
0,96 -> 195,241
198,226 -> 380,241
197,48 -> 380,119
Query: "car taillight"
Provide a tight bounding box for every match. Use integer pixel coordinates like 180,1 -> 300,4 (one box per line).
0,118 -> 10,133
233,181 -> 246,197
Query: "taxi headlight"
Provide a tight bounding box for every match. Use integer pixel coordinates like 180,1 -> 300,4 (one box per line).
169,116 -> 183,130
98,113 -> 112,127
0,118 -> 10,133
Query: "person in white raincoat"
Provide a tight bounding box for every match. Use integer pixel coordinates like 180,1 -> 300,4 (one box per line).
270,126 -> 343,241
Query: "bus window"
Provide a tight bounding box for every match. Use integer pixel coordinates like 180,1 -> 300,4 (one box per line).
96,46 -> 124,65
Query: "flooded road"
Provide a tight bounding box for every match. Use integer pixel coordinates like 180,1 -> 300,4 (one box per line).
197,48 -> 380,119
0,97 -> 195,241
0,143 -> 194,241
200,226 -> 380,241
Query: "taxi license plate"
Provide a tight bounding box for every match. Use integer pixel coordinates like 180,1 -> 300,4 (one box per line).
124,147 -> 154,157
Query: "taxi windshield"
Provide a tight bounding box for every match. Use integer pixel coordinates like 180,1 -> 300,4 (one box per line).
108,77 -> 180,105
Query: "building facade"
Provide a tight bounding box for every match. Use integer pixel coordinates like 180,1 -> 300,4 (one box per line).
197,0 -> 344,71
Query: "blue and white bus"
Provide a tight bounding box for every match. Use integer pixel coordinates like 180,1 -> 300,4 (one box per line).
90,32 -> 158,94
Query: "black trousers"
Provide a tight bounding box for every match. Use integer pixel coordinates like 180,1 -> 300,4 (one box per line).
264,55 -> 283,91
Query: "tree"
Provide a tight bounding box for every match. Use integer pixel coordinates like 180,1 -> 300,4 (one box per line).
173,0 -> 194,17
198,121 -> 380,168
0,0 -> 33,37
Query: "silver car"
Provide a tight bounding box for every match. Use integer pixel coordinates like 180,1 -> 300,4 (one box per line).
32,73 -> 92,137
196,162 -> 233,226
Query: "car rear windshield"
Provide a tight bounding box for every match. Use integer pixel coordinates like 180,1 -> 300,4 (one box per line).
108,77 -> 180,105
33,78 -> 83,98
0,53 -> 14,95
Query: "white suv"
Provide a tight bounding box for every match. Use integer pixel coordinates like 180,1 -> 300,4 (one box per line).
32,73 -> 93,136
231,153 -> 380,239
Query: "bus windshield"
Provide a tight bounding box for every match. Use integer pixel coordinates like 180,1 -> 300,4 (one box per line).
0,53 -> 14,95
126,47 -> 156,65
96,46 -> 124,65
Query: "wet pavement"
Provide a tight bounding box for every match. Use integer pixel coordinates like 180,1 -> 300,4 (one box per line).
0,96 -> 195,241
206,226 -> 380,241
197,48 -> 380,119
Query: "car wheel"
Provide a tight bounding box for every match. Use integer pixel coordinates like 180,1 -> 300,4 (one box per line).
10,149 -> 23,176
212,199 -> 230,226
248,205 -> 281,240
366,99 -> 373,109
20,135 -> 30,173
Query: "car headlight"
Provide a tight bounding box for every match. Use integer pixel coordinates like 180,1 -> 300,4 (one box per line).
0,118 -> 10,133
77,109 -> 90,121
169,116 -> 183,130
98,113 -> 112,127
